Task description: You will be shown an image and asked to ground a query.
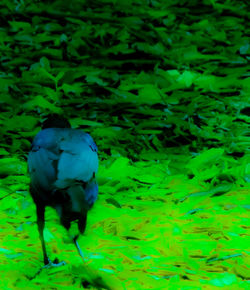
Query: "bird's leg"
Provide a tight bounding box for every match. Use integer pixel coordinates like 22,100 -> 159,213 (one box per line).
78,212 -> 87,234
36,205 -> 49,265
36,205 -> 66,268
73,213 -> 87,262
73,236 -> 85,262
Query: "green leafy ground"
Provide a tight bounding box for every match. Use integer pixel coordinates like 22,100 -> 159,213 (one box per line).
0,0 -> 249,289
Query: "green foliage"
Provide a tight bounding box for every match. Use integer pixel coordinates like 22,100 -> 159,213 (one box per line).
0,0 -> 249,288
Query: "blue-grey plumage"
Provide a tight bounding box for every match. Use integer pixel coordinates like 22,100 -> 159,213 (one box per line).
28,115 -> 98,266
29,128 -> 98,198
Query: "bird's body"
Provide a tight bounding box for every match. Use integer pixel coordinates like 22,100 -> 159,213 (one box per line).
28,116 -> 98,266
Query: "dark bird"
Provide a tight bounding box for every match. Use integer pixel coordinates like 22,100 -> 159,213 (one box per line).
28,115 -> 98,267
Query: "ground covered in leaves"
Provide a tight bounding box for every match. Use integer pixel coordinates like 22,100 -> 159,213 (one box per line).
0,0 -> 249,289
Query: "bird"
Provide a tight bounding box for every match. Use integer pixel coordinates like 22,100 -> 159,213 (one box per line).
28,114 -> 98,267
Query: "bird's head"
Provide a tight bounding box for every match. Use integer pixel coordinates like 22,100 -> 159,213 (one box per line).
42,114 -> 71,129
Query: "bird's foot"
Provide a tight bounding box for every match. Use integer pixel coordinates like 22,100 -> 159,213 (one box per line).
43,258 -> 66,269
31,258 -> 66,279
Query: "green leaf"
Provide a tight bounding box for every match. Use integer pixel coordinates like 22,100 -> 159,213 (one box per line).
23,95 -> 62,113
187,148 -> 224,171
138,84 -> 162,104
40,57 -> 50,71
0,158 -> 26,175
209,273 -> 237,287
55,71 -> 65,82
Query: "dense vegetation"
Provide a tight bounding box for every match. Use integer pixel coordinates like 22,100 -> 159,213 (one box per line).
0,0 -> 249,288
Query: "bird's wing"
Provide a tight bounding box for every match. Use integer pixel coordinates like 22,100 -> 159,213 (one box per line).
28,128 -> 60,192
28,128 -> 98,204
55,130 -> 98,187
55,129 -> 99,207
